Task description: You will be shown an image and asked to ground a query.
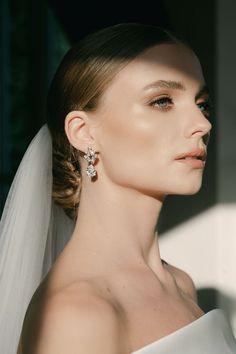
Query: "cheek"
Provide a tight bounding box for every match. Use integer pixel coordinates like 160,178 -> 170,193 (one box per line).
96,107 -> 174,187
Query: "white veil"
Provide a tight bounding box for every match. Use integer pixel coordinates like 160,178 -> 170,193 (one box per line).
0,124 -> 75,354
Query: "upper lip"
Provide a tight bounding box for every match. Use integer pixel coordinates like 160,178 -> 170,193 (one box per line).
175,148 -> 207,161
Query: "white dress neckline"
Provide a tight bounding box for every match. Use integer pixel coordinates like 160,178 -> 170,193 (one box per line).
130,309 -> 226,353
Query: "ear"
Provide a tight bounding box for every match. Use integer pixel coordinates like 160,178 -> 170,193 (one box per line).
64,110 -> 96,152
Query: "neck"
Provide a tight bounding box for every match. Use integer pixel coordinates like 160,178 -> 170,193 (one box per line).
70,176 -> 166,274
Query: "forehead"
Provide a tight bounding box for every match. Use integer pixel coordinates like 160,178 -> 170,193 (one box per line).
102,43 -> 205,101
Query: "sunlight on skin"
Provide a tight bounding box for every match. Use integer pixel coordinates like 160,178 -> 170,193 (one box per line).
65,43 -> 212,278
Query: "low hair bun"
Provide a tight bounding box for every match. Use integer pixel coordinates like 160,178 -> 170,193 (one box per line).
52,135 -> 82,220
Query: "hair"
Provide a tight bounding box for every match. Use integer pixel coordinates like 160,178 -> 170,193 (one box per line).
46,22 -> 181,220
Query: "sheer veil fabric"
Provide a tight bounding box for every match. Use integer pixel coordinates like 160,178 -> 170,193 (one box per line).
0,125 -> 75,354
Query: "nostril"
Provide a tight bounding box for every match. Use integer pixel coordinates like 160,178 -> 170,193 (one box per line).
203,132 -> 211,146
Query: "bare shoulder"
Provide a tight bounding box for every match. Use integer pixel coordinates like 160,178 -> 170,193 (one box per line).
20,283 -> 127,354
164,261 -> 198,302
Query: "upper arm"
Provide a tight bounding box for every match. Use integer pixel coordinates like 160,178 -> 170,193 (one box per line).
21,294 -> 126,354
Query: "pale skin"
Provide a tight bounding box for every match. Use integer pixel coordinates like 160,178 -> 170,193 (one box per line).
18,42 -> 212,354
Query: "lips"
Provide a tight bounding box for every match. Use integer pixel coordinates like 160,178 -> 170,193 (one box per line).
175,148 -> 206,161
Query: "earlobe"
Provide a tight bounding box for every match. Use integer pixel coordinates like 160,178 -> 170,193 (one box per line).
64,111 -> 95,152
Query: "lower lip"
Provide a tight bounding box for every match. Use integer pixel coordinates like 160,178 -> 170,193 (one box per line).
175,158 -> 205,168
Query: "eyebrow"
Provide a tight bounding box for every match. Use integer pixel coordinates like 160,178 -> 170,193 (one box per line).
142,79 -> 210,99
195,85 -> 210,100
143,80 -> 185,91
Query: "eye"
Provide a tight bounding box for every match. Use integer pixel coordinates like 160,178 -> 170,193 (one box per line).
149,96 -> 173,110
197,99 -> 213,118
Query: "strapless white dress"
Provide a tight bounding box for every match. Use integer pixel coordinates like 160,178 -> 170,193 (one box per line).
131,309 -> 236,353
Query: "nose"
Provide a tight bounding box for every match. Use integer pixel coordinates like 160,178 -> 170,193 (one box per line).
185,107 -> 213,146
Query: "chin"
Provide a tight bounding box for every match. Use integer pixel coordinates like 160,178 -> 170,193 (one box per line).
181,184 -> 202,195
167,182 -> 203,196
183,189 -> 201,196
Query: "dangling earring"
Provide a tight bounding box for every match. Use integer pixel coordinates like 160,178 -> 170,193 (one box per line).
83,146 -> 98,178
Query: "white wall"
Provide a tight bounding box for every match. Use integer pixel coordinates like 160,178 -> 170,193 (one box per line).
160,204 -> 236,333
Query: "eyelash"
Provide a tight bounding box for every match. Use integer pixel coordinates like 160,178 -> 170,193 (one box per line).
149,96 -> 212,117
197,100 -> 212,118
150,96 -> 173,111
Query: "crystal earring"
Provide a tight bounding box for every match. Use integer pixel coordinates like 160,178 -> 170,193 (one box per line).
83,146 -> 98,178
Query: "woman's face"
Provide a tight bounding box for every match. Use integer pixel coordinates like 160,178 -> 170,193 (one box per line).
92,43 -> 212,198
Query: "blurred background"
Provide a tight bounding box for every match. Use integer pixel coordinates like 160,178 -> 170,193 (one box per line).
0,0 -> 236,332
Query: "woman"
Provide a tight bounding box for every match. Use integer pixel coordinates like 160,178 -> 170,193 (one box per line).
1,23 -> 236,354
